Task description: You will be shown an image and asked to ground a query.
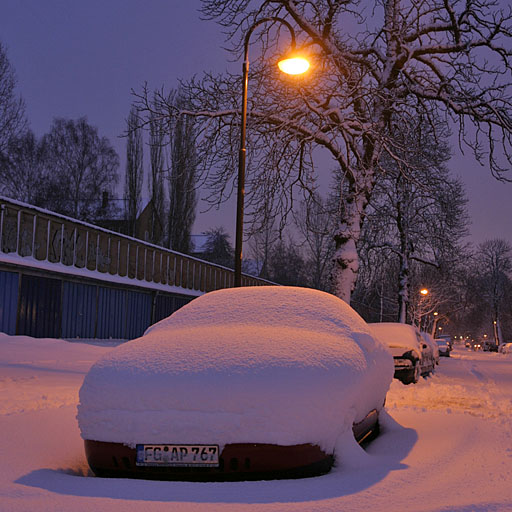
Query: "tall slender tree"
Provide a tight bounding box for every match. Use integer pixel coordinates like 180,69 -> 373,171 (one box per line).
148,105 -> 166,244
124,107 -> 144,237
167,90 -> 198,254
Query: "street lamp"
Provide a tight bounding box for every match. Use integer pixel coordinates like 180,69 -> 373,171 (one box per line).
234,18 -> 310,287
416,288 -> 430,330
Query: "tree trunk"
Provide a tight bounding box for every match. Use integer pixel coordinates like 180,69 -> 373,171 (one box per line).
398,255 -> 408,324
331,187 -> 365,303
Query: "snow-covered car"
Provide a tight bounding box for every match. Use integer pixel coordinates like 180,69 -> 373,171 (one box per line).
370,323 -> 435,385
421,331 -> 440,365
78,286 -> 394,481
437,334 -> 453,350
499,342 -> 512,354
436,338 -> 451,357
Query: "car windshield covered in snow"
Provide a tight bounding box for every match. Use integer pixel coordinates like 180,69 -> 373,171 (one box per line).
78,286 -> 394,480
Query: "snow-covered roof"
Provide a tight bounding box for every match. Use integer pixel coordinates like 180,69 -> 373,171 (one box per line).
370,322 -> 422,358
78,286 -> 394,454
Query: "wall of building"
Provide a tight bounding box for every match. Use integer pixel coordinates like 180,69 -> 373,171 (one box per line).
0,265 -> 192,339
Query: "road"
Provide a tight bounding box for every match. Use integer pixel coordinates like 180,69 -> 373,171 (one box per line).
1,336 -> 511,511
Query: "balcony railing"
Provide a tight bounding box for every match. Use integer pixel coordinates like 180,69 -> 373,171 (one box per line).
0,196 -> 271,293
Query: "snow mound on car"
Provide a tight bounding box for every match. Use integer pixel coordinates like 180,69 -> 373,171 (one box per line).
77,286 -> 394,453
370,322 -> 422,358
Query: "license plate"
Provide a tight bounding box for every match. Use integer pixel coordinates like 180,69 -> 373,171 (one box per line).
136,444 -> 220,467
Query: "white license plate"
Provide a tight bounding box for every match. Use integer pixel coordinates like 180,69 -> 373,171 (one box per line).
136,444 -> 220,467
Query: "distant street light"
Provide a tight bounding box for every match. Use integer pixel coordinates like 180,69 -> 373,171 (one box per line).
431,311 -> 439,337
420,288 -> 429,296
234,18 -> 310,287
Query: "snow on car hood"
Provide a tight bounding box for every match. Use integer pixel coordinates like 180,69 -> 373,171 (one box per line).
370,323 -> 422,358
77,286 -> 394,453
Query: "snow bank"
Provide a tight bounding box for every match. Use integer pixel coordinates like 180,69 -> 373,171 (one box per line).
370,323 -> 422,358
0,333 -> 115,415
77,286 -> 394,453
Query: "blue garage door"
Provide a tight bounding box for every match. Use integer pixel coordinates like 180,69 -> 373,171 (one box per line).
0,270 -> 19,335
125,290 -> 152,339
17,274 -> 62,338
62,281 -> 97,339
96,286 -> 126,339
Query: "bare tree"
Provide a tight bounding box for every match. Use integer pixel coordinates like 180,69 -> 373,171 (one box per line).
0,42 -> 26,158
265,236 -> 308,286
247,215 -> 278,280
124,107 -> 144,237
41,117 -> 119,221
476,239 -> 512,344
0,130 -> 45,203
148,105 -> 166,244
136,0 -> 512,302
361,116 -> 469,322
294,193 -> 335,291
167,90 -> 198,254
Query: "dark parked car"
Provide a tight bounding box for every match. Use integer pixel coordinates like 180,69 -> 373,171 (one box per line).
437,334 -> 453,350
483,341 -> 498,352
371,323 -> 435,385
436,339 -> 451,357
78,286 -> 394,480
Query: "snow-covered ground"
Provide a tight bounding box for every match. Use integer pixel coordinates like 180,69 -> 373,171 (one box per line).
1,333 -> 512,512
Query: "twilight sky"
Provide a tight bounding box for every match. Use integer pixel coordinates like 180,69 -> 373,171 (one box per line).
1,0 -> 510,247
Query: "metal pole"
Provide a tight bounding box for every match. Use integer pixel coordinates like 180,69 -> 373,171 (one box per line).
234,17 -> 296,287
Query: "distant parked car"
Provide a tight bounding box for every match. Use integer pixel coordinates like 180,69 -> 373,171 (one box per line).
437,334 -> 453,350
436,338 -> 451,357
370,323 -> 435,385
78,286 -> 394,481
483,341 -> 498,352
499,342 -> 512,354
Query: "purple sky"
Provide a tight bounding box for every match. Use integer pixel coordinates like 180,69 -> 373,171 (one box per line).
1,0 -> 510,247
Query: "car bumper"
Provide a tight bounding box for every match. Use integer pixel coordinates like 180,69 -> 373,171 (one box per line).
84,410 -> 379,481
392,357 -> 418,384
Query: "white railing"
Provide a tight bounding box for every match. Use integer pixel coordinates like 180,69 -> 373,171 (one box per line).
0,196 -> 270,293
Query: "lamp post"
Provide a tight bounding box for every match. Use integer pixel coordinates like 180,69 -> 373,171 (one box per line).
416,288 -> 429,330
431,311 -> 439,337
493,319 -> 499,345
234,18 -> 309,287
